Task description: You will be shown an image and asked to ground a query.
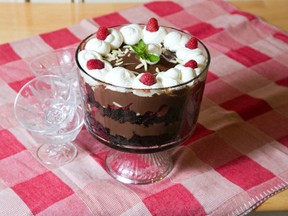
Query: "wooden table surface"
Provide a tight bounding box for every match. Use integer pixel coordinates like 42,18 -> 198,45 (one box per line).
0,0 -> 287,213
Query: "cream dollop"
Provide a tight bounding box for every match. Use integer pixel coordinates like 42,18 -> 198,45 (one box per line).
104,67 -> 136,91
85,60 -> 112,81
120,24 -> 142,45
175,64 -> 197,83
156,68 -> 181,87
132,73 -> 163,97
164,32 -> 189,52
77,50 -> 103,70
77,50 -> 112,85
176,47 -> 206,65
85,38 -> 111,56
132,73 -> 162,89
146,44 -> 161,65
147,44 -> 162,56
143,26 -> 167,44
105,29 -> 123,49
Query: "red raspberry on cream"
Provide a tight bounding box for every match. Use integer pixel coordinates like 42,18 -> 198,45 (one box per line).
143,18 -> 167,44
140,73 -> 157,86
96,27 -> 110,40
185,37 -> 198,49
86,59 -> 105,70
146,18 -> 159,32
184,60 -> 198,69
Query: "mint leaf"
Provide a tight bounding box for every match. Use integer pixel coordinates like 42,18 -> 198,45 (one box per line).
131,39 -> 146,57
131,44 -> 141,54
148,54 -> 160,63
131,40 -> 159,63
138,40 -> 146,50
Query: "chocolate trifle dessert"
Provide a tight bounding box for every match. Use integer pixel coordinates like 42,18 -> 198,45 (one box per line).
76,18 -> 210,152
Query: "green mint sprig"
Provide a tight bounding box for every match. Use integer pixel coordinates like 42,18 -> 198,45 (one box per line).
131,40 -> 160,63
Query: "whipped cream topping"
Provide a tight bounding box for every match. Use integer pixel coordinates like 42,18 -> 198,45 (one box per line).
146,44 -> 162,65
132,73 -> 163,89
78,23 -> 207,96
105,29 -> 123,49
176,47 -> 206,66
131,73 -> 163,96
105,67 -> 136,91
175,64 -> 197,83
163,31 -> 189,52
120,24 -> 142,45
143,26 -> 167,45
78,50 -> 111,84
78,50 -> 103,69
147,44 -> 162,56
85,38 -> 111,56
156,68 -> 181,88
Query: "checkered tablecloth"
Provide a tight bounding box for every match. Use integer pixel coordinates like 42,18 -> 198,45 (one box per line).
1,0 -> 288,215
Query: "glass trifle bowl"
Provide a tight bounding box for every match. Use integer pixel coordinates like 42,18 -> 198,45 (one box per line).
76,20 -> 210,184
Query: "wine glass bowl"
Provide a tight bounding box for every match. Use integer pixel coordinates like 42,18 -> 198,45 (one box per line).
14,75 -> 76,133
29,47 -> 77,79
28,47 -> 81,103
76,25 -> 210,184
14,75 -> 83,166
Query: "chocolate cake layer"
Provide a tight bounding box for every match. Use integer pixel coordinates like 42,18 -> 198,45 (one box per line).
86,113 -> 182,148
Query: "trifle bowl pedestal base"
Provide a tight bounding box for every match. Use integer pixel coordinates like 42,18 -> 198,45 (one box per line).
105,149 -> 173,184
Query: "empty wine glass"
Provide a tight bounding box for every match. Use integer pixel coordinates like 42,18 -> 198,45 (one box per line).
28,47 -> 81,104
14,74 -> 83,166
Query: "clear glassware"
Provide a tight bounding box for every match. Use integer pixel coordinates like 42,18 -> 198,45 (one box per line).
76,26 -> 210,184
28,47 -> 81,104
14,75 -> 83,166
34,105 -> 84,166
29,47 -> 77,78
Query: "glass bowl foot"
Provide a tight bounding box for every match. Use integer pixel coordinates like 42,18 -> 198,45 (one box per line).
37,143 -> 77,166
105,149 -> 173,184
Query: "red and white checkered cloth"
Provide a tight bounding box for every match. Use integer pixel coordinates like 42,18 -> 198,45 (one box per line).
1,0 -> 288,215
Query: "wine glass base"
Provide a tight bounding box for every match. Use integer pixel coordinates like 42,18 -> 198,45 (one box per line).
105,149 -> 173,185
37,143 -> 77,166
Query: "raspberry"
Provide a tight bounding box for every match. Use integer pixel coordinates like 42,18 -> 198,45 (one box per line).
86,59 -> 105,70
108,104 -> 119,110
185,37 -> 198,49
122,103 -> 132,110
96,26 -> 109,40
146,18 -> 159,32
144,111 -> 154,116
157,105 -> 168,117
139,73 -> 156,86
91,107 -> 98,115
184,60 -> 198,69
